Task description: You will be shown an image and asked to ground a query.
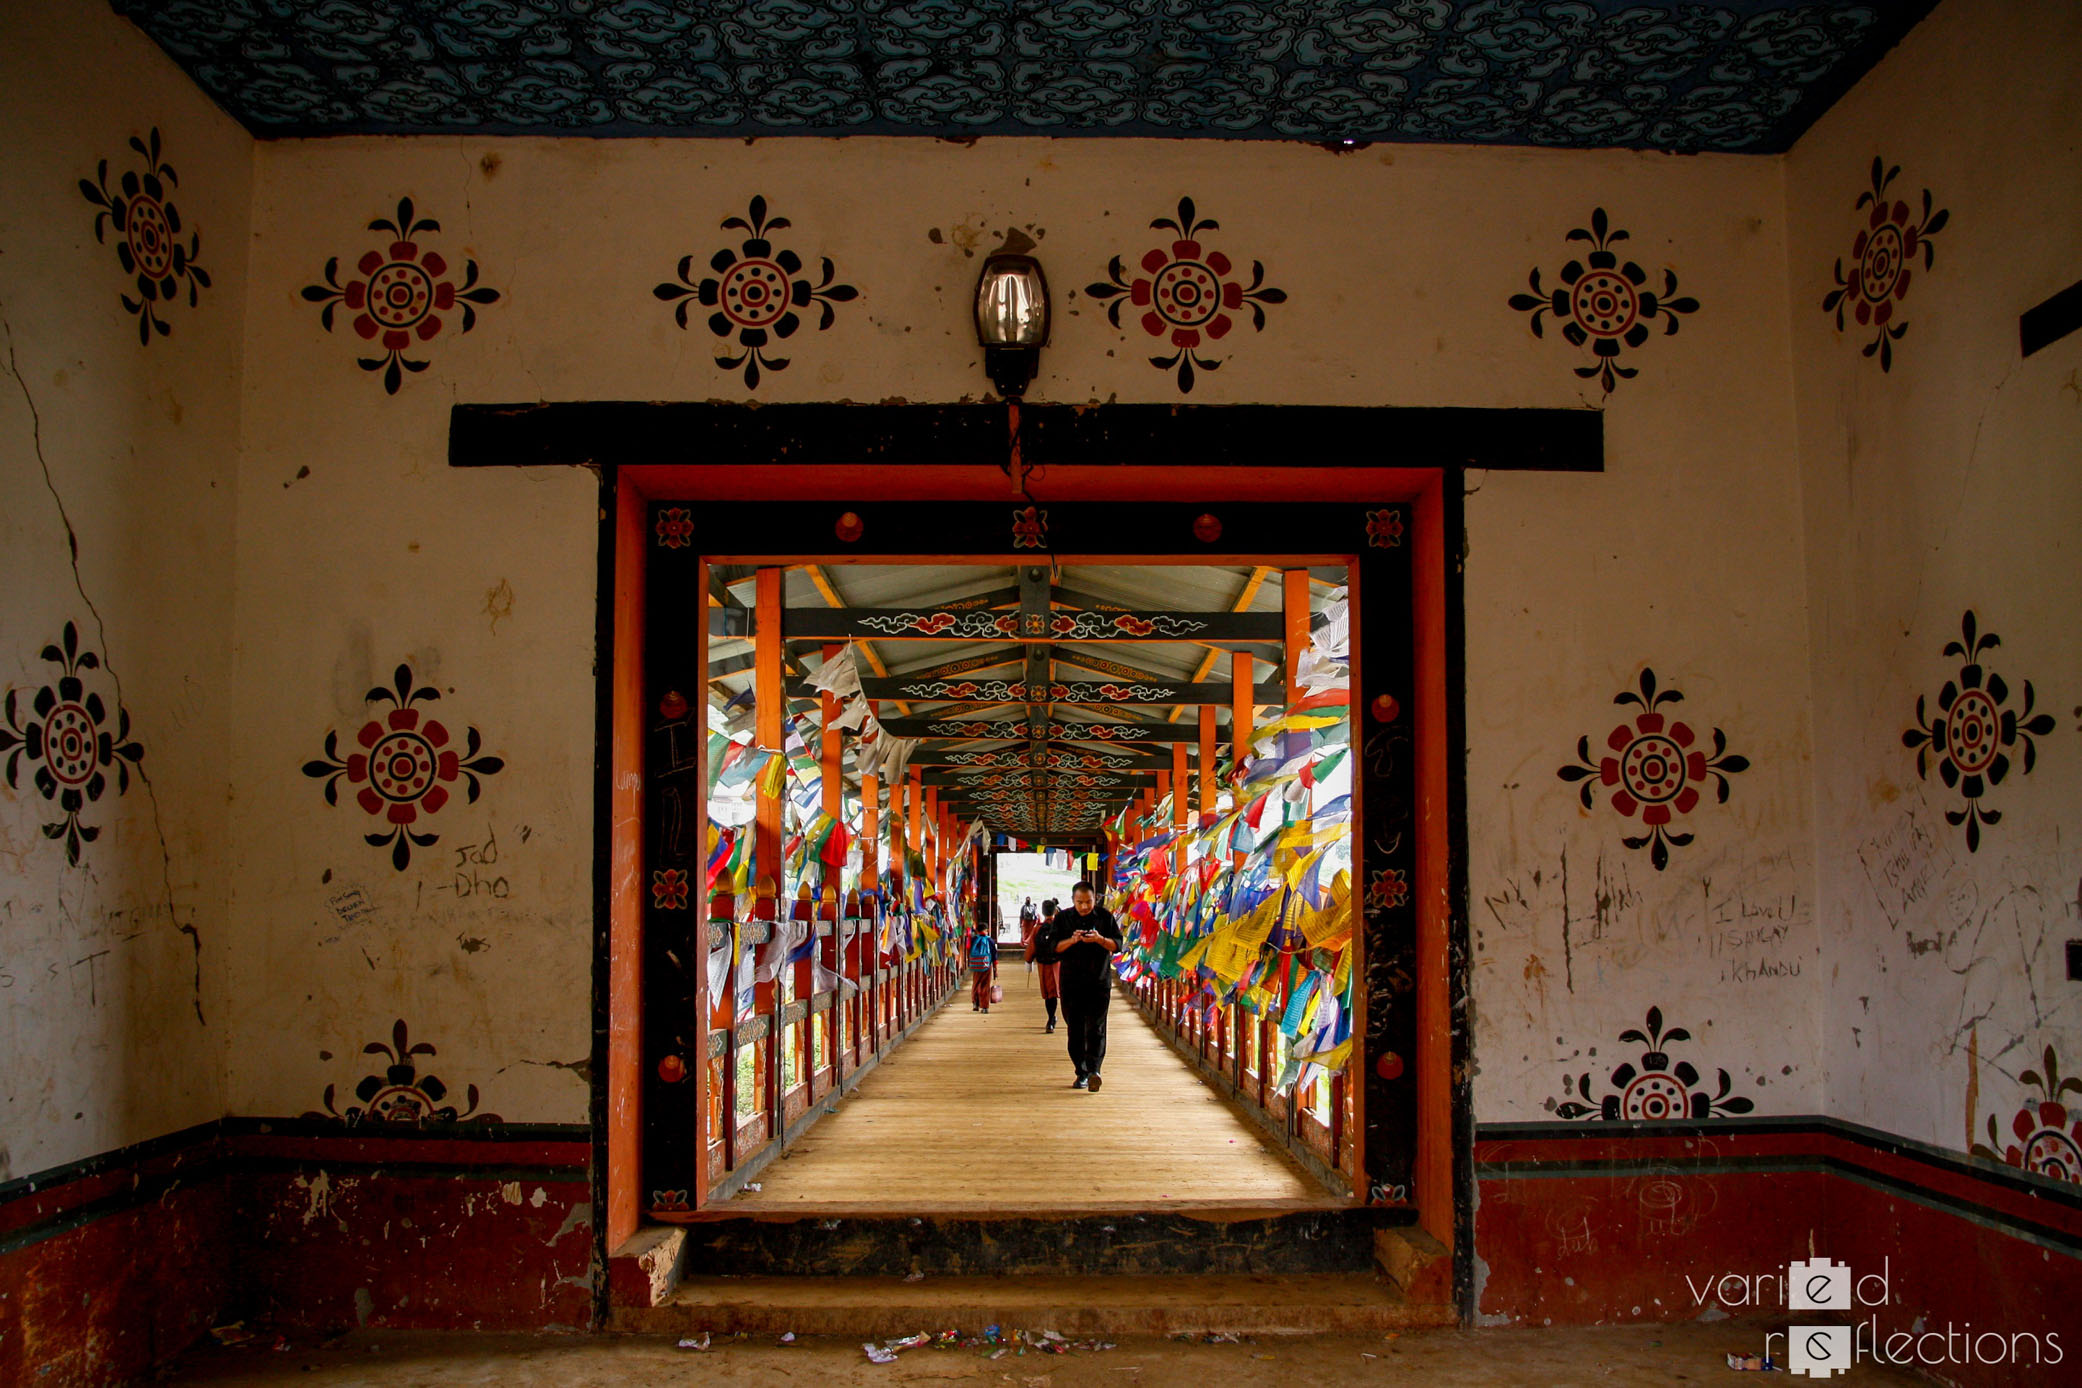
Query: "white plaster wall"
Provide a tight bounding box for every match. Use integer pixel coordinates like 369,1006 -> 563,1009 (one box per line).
226,134 -> 1815,1127
0,0 -> 251,1177
1787,0 -> 2082,1159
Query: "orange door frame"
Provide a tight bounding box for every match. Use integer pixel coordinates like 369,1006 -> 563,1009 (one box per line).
605,462 -> 1460,1282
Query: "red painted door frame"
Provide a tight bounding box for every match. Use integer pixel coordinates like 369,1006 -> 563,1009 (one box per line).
604,461 -> 1459,1268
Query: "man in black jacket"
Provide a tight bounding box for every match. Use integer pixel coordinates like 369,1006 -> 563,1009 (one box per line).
1036,881 -> 1123,1090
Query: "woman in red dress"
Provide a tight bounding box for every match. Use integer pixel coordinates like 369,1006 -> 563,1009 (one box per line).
1023,897 -> 1062,1032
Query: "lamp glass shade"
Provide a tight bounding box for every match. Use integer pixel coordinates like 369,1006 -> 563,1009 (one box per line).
975,254 -> 1049,348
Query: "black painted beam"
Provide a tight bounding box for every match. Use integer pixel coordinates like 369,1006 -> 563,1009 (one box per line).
879,716 -> 1204,744
911,746 -> 1169,770
808,677 -> 1284,706
451,403 -> 1603,474
783,606 -> 1283,643
2021,275 -> 2082,357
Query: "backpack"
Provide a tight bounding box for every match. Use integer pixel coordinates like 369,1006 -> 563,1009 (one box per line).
967,931 -> 993,967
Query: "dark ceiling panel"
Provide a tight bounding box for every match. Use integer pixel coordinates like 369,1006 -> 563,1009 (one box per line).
111,1 -> 1934,153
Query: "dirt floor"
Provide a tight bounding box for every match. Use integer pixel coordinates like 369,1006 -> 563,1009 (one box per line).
162,1322 -> 1930,1386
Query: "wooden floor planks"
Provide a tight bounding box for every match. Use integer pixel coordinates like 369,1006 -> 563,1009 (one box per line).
729,965 -> 1334,1213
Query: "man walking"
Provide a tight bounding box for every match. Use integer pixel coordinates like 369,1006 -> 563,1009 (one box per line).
1036,882 -> 1122,1090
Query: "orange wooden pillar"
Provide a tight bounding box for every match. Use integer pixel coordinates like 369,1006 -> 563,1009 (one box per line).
1283,569 -> 1310,706
1171,742 -> 1189,832
753,568 -> 784,1140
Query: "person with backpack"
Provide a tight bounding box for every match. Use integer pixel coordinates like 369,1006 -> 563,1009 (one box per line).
1023,897 -> 1062,1032
967,914 -> 1000,1013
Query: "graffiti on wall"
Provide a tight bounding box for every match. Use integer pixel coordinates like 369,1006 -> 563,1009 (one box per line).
654,195 -> 858,390
1554,1006 -> 1756,1120
301,198 -> 500,394
1557,668 -> 1748,871
0,622 -> 143,866
302,663 -> 504,870
1902,611 -> 2055,852
1509,207 -> 1699,394
1822,156 -> 1949,372
79,127 -> 211,345
305,1018 -> 502,1125
1085,197 -> 1285,394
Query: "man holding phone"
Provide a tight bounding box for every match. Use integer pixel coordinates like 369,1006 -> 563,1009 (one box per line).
1036,881 -> 1123,1090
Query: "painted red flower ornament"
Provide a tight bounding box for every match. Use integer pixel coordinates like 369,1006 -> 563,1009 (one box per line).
302,198 -> 499,394
654,195 -> 857,390
1510,207 -> 1699,394
304,664 -> 503,870
1823,157 -> 1948,372
1086,197 -> 1284,394
1559,668 -> 1747,870
652,868 -> 691,910
0,621 -> 143,866
1971,1045 -> 2082,1184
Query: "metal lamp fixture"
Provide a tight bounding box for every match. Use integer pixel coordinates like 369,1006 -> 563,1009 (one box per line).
974,251 -> 1049,398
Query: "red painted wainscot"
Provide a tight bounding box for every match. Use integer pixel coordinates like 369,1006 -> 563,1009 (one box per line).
1475,1120 -> 2082,1388
0,1124 -> 231,1387
0,1120 -> 593,1386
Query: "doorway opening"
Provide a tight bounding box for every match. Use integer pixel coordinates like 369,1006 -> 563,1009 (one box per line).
617,480 -> 1445,1233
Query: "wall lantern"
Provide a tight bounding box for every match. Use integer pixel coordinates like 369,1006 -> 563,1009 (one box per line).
975,251 -> 1049,398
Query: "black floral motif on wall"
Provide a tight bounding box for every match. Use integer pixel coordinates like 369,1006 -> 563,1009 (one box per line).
302,663 -> 503,871
1558,668 -> 1748,871
301,198 -> 499,394
1822,157 -> 1948,372
79,127 -> 210,344
1555,1007 -> 1755,1121
0,622 -> 144,866
1902,611 -> 2053,852
1510,208 -> 1699,394
654,195 -> 858,390
1086,197 -> 1284,394
306,1019 -> 501,1126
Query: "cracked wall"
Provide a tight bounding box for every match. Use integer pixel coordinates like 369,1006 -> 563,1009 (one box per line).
222,128 -> 1814,1141
0,0 -> 250,1181
1787,0 -> 2082,1161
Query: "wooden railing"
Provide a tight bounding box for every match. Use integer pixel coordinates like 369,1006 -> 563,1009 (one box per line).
703,887 -> 958,1197
1127,973 -> 1352,1195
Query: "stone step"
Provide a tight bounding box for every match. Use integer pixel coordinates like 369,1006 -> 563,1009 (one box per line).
673,1205 -> 1394,1278
615,1271 -> 1457,1337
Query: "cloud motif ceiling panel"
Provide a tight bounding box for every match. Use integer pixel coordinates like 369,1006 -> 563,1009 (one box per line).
111,1 -> 1931,153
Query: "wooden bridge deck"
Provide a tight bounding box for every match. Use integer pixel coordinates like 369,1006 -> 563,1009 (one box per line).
728,963 -> 1336,1214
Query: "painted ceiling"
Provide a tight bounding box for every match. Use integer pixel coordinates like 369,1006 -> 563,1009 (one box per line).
113,1 -> 1932,153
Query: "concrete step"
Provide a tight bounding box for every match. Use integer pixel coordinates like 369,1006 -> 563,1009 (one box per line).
614,1271 -> 1458,1337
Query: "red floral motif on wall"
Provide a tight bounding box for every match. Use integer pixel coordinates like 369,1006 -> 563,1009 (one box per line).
1971,1045 -> 2082,1184
1558,668 -> 1747,871
305,1019 -> 501,1126
1085,197 -> 1285,394
1554,1007 -> 1756,1121
302,198 -> 499,394
654,195 -> 857,390
0,622 -> 143,867
1510,207 -> 1699,395
303,663 -> 504,871
1902,611 -> 2052,853
1822,157 -> 1949,372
